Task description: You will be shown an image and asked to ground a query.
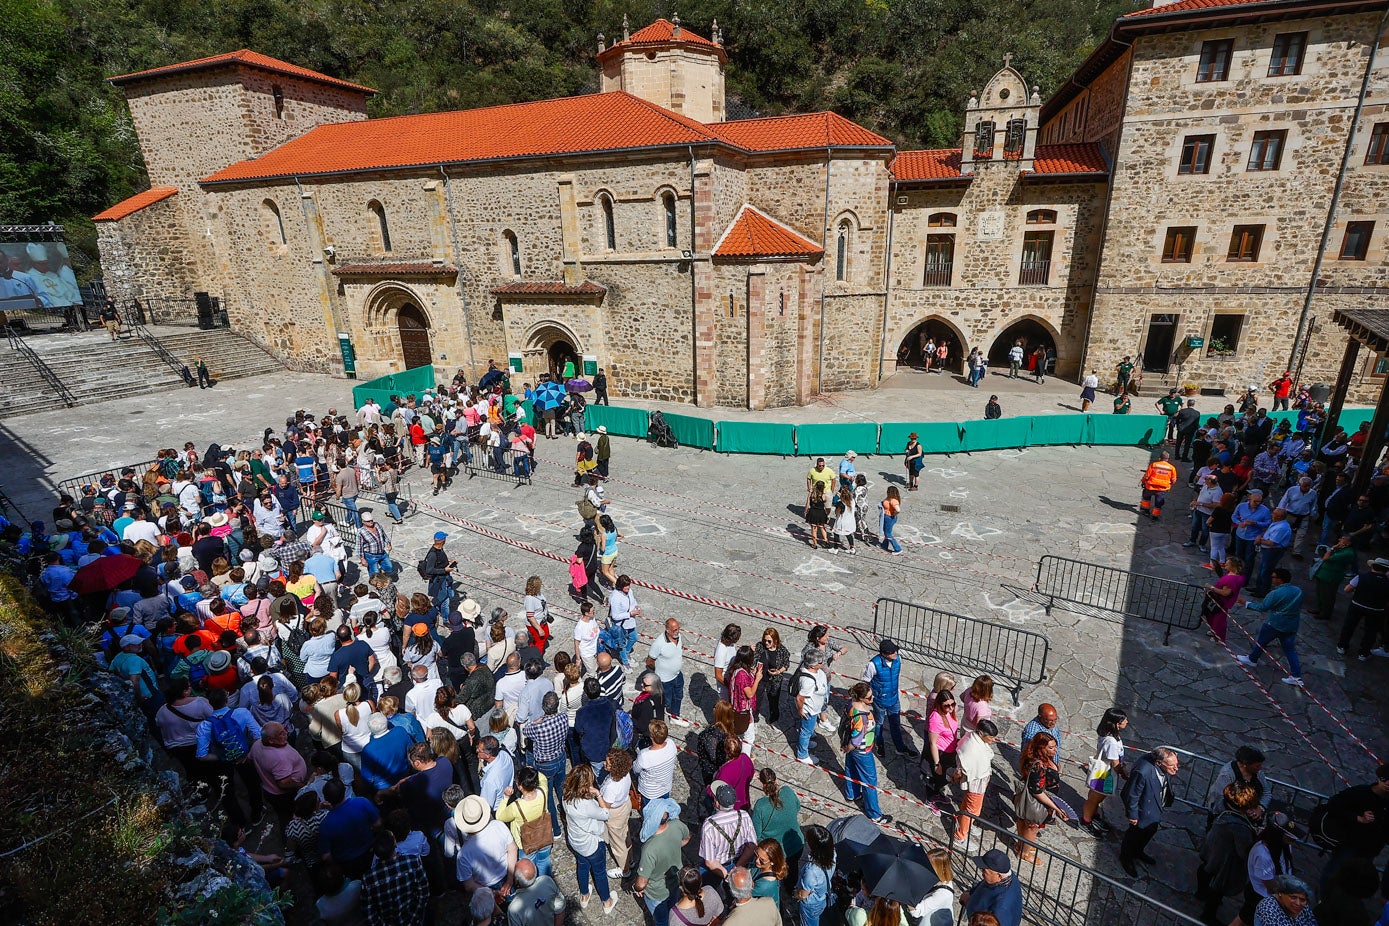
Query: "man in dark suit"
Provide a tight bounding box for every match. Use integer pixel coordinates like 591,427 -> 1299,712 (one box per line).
1120,747 -> 1180,876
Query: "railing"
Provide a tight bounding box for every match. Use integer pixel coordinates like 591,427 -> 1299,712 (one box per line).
296,496 -> 358,556
4,324 -> 77,407
129,321 -> 190,380
872,597 -> 1049,705
55,459 -> 161,504
463,445 -> 534,486
1005,555 -> 1204,644
137,297 -> 208,327
0,484 -> 27,525
1165,746 -> 1328,854
893,810 -> 1204,926
922,264 -> 953,287
1019,260 -> 1052,286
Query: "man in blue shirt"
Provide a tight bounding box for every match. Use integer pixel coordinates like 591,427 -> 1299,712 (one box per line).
39,553 -> 79,620
1233,490 -> 1272,574
319,778 -> 380,878
1251,508 -> 1294,597
1238,567 -> 1305,687
961,849 -> 1023,926
361,714 -> 414,790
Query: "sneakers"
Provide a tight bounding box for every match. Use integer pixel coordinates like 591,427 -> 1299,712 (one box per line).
1359,654 -> 1370,662
668,715 -> 690,727
1281,676 -> 1304,687
1182,542 -> 1197,548
1373,648 -> 1389,657
608,868 -> 627,879
1236,655 -> 1256,667
1337,647 -> 1347,656
796,756 -> 818,766
889,550 -> 903,556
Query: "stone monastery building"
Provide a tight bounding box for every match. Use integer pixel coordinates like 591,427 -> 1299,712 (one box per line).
95,0 -> 1389,408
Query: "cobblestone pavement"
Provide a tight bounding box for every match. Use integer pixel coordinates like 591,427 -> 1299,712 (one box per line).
5,372 -> 1385,924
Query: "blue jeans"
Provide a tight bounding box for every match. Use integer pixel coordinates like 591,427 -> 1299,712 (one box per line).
800,901 -> 827,926
532,753 -> 567,836
644,893 -> 673,926
574,841 -> 610,901
428,575 -> 454,614
363,551 -> 392,577
384,493 -> 404,521
796,713 -> 817,760
662,671 -> 685,719
522,845 -> 552,877
1188,510 -> 1209,545
340,496 -> 361,528
513,456 -> 532,478
844,749 -> 881,819
1320,514 -> 1340,547
618,625 -> 637,666
1254,547 -> 1286,595
1234,535 -> 1258,572
1248,623 -> 1302,678
880,512 -> 901,553
871,703 -> 908,750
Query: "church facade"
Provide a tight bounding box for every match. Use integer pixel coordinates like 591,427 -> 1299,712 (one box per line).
95,0 -> 1389,407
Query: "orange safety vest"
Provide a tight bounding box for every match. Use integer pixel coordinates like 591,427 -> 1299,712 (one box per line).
1141,461 -> 1178,492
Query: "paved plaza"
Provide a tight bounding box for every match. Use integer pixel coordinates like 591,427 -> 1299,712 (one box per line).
4,371 -> 1385,923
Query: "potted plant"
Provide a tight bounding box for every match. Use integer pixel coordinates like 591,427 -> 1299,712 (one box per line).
1206,336 -> 1236,358
1182,382 -> 1200,396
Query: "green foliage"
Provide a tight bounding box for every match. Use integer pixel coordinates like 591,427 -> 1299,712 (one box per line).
157,883 -> 287,926
1,0 -> 1139,274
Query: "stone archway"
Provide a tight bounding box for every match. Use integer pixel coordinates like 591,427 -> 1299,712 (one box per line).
986,315 -> 1059,373
363,282 -> 433,371
894,315 -> 969,373
524,321 -> 583,379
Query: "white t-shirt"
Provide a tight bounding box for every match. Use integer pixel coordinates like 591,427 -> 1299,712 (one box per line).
405,678 -> 444,719
455,819 -> 513,886
574,619 -> 600,658
1096,735 -> 1124,765
423,705 -> 472,741
600,773 -> 631,806
1246,844 -> 1284,898
633,742 -> 678,799
1083,373 -> 1099,389
494,671 -> 527,716
122,520 -> 161,546
798,670 -> 830,714
713,643 -> 737,682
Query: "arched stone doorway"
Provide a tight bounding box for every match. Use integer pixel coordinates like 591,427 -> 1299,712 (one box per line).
396,303 -> 433,370
896,317 -> 967,373
987,317 -> 1058,375
525,322 -> 582,379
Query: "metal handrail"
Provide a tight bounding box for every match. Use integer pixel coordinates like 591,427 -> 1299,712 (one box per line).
4,324 -> 76,407
128,320 -> 188,379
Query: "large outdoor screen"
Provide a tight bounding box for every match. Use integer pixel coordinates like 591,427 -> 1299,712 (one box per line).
0,241 -> 82,310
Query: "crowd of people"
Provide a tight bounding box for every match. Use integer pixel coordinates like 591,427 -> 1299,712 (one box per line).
4,364 -> 1389,926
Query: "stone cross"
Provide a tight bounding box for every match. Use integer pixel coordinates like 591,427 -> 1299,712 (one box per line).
623,13 -> 630,41
1003,53 -> 1013,69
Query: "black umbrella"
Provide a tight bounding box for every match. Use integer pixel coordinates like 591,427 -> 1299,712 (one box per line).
855,852 -> 939,905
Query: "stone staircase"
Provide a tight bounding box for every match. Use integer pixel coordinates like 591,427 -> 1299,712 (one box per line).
0,326 -> 286,418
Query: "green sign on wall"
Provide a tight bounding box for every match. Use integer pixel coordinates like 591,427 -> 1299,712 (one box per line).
1186,336 -> 1205,350
583,355 -> 598,376
338,333 -> 357,379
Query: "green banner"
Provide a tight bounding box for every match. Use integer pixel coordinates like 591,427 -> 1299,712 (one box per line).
880,421 -> 964,455
1091,413 -> 1165,446
959,417 -> 1033,452
584,404 -> 649,439
665,413 -> 716,450
716,420 -> 795,454
794,422 -> 880,457
351,364 -> 437,409
1029,414 -> 1089,447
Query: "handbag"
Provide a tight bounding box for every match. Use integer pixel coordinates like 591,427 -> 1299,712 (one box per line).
1087,756 -> 1115,795
1200,591 -> 1223,619
514,791 -> 554,854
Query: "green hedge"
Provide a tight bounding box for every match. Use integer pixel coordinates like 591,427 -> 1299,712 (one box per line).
716,420 -> 795,454
795,422 -> 881,457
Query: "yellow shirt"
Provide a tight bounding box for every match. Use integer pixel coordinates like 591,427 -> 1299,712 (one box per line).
494,773 -> 550,847
807,466 -> 834,493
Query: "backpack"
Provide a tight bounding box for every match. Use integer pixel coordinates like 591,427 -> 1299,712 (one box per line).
613,708 -> 635,750
837,707 -> 857,750
209,711 -> 250,762
186,655 -> 210,692
577,441 -> 594,461
417,557 -> 430,580
577,497 -> 598,521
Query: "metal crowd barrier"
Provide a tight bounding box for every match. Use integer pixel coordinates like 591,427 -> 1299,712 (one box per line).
55,458 -> 161,502
297,496 -> 359,555
1164,746 -> 1328,855
895,810 -> 1204,926
463,446 -> 533,486
872,597 -> 1049,705
1005,555 -> 1205,644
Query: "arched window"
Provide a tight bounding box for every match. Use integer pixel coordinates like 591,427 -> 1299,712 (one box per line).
504,230 -> 521,277
928,213 -> 957,228
662,192 -> 678,248
974,120 -> 996,160
1026,209 -> 1057,225
836,222 -> 850,282
599,194 -> 616,251
262,199 -> 286,245
369,201 -> 392,253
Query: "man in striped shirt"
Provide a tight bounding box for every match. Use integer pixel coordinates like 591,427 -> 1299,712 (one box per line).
595,652 -> 625,707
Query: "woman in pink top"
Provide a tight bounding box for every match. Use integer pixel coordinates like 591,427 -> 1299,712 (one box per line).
709,734 -> 755,810
924,689 -> 961,795
959,675 -> 994,734
1203,554 -> 1246,642
728,646 -> 762,744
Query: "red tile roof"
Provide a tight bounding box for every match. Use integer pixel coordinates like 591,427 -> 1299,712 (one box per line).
712,112 -> 893,151
331,262 -> 457,276
890,144 -> 1107,181
625,18 -> 721,48
890,149 -> 965,182
1124,0 -> 1276,17
92,186 -> 179,222
110,50 -> 375,95
713,205 -> 823,260
490,281 -> 607,297
203,92 -> 722,183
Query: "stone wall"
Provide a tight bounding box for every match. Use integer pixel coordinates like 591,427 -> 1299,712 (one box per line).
600,46 -> 725,122
1084,12 -> 1389,396
96,195 -> 202,321
1042,50 -> 1131,154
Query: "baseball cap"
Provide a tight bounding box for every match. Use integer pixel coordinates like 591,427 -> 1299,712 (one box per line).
361,511 -> 375,523
119,633 -> 144,649
976,848 -> 1011,874
714,784 -> 736,809
434,531 -> 448,541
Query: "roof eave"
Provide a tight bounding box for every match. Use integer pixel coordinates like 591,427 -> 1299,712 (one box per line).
889,176 -> 972,186
1117,0 -> 1384,35
109,59 -> 376,96
712,253 -> 823,263
1020,170 -> 1109,182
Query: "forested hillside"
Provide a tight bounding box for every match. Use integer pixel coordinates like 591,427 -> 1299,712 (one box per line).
0,0 -> 1139,276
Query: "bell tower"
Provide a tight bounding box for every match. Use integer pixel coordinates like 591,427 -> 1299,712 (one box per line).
597,15 -> 727,123
960,55 -> 1041,175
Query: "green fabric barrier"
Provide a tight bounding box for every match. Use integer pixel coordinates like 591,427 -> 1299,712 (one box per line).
879,422 -> 964,454
1091,414 -> 1165,446
391,365 -> 438,395
665,412 -> 716,450
959,417 -> 1033,452
794,422 -> 880,457
1029,414 -> 1089,447
351,387 -> 395,410
583,404 -> 649,439
716,420 -> 794,454
1337,408 -> 1373,431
